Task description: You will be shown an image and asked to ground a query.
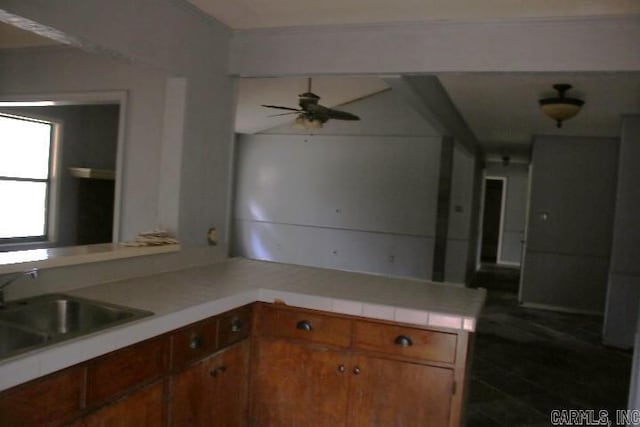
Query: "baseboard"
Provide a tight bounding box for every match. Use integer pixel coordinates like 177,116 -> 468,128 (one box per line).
520,301 -> 603,316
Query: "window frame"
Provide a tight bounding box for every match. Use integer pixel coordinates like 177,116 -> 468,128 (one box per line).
0,112 -> 59,245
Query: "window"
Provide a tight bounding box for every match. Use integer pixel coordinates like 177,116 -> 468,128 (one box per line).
0,113 -> 54,242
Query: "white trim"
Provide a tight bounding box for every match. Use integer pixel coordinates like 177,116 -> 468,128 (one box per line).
497,261 -> 521,268
520,301 -> 603,316
491,176 -> 508,265
518,163 -> 534,303
475,169 -> 487,270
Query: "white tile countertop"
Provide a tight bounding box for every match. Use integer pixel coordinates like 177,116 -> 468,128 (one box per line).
0,258 -> 486,391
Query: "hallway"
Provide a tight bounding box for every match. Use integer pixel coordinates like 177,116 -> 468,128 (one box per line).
466,271 -> 631,426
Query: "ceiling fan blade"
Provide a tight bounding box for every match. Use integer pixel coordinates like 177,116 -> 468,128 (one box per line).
268,112 -> 301,117
326,108 -> 360,121
261,104 -> 302,112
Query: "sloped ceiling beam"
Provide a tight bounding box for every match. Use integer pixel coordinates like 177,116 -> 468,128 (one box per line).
384,76 -> 479,154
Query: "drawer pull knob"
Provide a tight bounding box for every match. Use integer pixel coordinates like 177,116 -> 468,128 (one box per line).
394,335 -> 413,347
296,320 -> 313,331
190,335 -> 203,350
209,366 -> 227,378
231,319 -> 244,332
352,366 -> 361,375
337,364 -> 346,373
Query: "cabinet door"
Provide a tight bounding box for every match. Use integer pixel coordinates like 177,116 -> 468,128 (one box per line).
0,366 -> 84,427
79,381 -> 165,427
347,355 -> 454,427
171,340 -> 250,427
250,338 -> 349,427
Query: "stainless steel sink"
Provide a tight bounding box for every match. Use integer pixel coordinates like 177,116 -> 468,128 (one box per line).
0,294 -> 153,360
0,323 -> 47,358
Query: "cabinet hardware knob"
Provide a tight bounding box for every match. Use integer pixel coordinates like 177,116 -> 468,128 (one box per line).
190,335 -> 203,349
337,364 -> 346,373
209,366 -> 227,378
296,320 -> 313,331
394,335 -> 413,347
352,366 -> 361,375
231,319 -> 244,333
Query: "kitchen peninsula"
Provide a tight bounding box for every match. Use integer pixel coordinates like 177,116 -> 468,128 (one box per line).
0,258 -> 485,426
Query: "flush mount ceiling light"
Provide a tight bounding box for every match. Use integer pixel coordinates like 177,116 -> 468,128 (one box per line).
538,84 -> 584,128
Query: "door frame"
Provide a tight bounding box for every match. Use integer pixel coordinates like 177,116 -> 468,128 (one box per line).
476,175 -> 507,268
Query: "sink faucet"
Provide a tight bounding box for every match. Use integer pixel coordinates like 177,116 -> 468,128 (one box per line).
0,268 -> 38,309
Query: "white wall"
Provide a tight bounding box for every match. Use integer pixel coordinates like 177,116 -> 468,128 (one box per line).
232,133 -> 442,279
0,0 -> 234,300
485,161 -> 529,265
445,144 -> 476,283
521,135 -> 619,312
1,0 -> 235,248
0,48 -> 164,242
603,115 -> 640,349
232,88 -> 456,279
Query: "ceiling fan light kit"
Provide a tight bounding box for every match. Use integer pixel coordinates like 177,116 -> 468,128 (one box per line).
295,115 -> 324,129
538,84 -> 584,128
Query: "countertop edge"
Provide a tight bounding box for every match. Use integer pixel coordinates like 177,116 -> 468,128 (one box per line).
0,260 -> 486,392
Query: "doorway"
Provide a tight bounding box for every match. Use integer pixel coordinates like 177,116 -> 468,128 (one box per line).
480,177 -> 506,264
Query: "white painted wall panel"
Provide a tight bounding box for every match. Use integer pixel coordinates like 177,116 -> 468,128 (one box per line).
233,220 -> 434,279
445,239 -> 469,284
234,134 -> 441,236
444,144 -> 475,283
501,231 -> 523,265
603,274 -> 640,349
521,136 -> 619,312
448,145 -> 475,240
521,251 -> 610,312
0,48 -> 167,241
604,116 -> 640,349
2,0 -> 236,247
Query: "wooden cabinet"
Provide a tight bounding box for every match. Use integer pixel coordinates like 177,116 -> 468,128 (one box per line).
251,303 -> 470,427
0,366 -> 84,427
76,381 -> 166,427
0,305 -> 253,427
0,301 -> 472,427
250,339 -> 349,427
170,340 -> 250,426
347,355 -> 453,427
86,336 -> 169,407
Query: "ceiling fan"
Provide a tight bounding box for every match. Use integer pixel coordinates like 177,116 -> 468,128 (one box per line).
261,78 -> 360,129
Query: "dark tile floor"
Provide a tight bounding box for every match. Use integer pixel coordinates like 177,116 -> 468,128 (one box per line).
466,266 -> 632,426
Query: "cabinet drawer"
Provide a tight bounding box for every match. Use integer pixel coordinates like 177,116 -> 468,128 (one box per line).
171,317 -> 218,370
353,321 -> 457,364
217,305 -> 252,349
256,304 -> 351,348
86,336 -> 169,406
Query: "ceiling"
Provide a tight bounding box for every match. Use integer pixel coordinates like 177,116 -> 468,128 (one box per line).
187,0 -> 640,29
235,73 -> 640,157
0,22 -> 58,49
439,72 -> 640,149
